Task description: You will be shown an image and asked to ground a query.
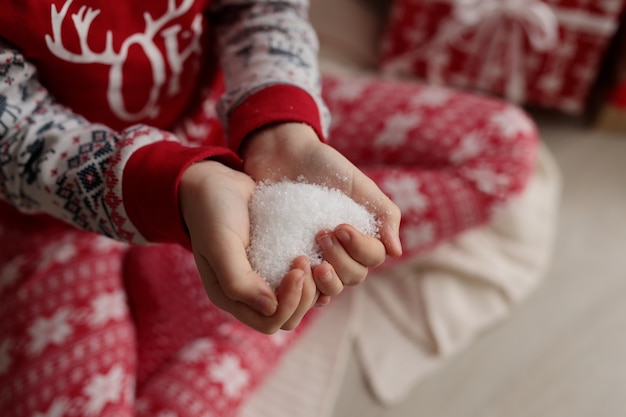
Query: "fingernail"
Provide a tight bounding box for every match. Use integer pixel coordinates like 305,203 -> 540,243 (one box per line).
295,272 -> 305,290
319,270 -> 333,284
395,234 -> 403,256
335,229 -> 351,244
255,295 -> 276,316
317,233 -> 333,250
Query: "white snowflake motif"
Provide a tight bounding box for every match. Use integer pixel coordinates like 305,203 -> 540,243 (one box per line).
37,240 -> 78,270
327,80 -> 368,102
489,107 -> 535,140
464,166 -> 511,196
537,72 -> 563,95
178,338 -> 215,362
92,235 -> 125,253
88,291 -> 127,327
217,322 -> 234,336
381,176 -> 429,214
83,364 -> 126,415
28,308 -> 74,355
0,339 -> 12,375
33,397 -> 70,417
209,354 -> 250,398
402,222 -> 435,250
410,87 -> 452,108
374,113 -> 422,148
450,132 -> 483,164
0,255 -> 23,293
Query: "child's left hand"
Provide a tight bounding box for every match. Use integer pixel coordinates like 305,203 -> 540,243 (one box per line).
242,123 -> 403,300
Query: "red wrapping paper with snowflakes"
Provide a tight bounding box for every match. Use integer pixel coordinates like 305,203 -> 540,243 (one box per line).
380,0 -> 626,114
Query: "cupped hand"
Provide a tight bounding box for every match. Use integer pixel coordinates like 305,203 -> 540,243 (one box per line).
242,123 -> 402,292
179,160 -> 318,333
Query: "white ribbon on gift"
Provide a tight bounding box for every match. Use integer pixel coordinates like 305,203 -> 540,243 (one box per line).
449,0 -> 558,102
384,0 -> 620,104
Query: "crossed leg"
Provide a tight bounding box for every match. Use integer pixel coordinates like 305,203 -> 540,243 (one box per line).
322,75 -> 539,263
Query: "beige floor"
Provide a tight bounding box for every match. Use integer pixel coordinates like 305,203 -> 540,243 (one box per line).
333,114 -> 626,417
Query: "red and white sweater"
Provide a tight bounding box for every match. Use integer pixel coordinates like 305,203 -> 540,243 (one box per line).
0,0 -> 329,247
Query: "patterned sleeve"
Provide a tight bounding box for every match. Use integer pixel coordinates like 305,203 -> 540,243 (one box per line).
0,44 -> 239,246
209,0 -> 331,151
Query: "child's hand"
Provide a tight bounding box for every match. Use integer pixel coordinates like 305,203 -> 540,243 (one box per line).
180,160 -> 318,333
242,123 -> 403,296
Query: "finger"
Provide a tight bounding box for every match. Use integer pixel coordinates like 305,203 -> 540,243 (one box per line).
195,256 -> 289,333
315,294 -> 332,307
316,230 -> 368,286
312,261 -> 343,296
272,268 -> 307,330
281,256 -> 317,330
350,172 -> 403,258
377,204 -> 403,258
334,224 -> 386,267
198,230 -> 278,316
199,248 -> 309,334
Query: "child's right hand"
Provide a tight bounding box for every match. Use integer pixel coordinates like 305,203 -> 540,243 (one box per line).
179,160 -> 318,333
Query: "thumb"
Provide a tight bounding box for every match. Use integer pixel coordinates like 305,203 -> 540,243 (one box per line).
196,228 -> 278,316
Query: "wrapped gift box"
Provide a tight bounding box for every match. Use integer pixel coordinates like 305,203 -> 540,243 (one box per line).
380,0 -> 626,115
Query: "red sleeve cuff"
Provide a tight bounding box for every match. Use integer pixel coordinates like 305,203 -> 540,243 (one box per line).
227,84 -> 326,154
123,141 -> 242,248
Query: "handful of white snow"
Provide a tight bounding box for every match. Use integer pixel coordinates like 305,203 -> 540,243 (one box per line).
248,180 -> 379,288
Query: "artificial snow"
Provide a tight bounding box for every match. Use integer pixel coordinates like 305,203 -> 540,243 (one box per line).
248,180 -> 379,289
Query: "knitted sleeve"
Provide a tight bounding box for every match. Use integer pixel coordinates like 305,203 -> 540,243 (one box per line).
209,0 -> 331,152
0,44 -> 240,247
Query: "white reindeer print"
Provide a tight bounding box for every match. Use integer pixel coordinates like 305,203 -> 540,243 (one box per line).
45,0 -> 203,122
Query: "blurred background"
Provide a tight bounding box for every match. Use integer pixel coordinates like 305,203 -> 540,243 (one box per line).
307,0 -> 626,416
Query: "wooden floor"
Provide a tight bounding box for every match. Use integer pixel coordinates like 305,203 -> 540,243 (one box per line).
333,114 -> 626,417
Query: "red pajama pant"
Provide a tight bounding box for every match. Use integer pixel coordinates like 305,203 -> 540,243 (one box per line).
0,75 -> 538,416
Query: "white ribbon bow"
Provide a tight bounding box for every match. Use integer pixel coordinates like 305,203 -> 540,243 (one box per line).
429,0 -> 560,102
454,0 -> 559,49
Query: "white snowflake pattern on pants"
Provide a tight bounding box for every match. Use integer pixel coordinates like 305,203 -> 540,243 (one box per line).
83,364 -> 126,415
27,308 -> 74,355
381,176 -> 429,214
209,354 -> 250,398
402,222 -> 435,250
177,338 -> 215,363
489,106 -> 536,140
374,113 -> 422,148
409,86 -> 452,108
0,255 -> 23,293
450,132 -> 484,164
88,291 -> 128,327
32,397 -> 70,417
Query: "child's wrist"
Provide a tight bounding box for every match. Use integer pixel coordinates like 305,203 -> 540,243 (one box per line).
241,122 -> 319,162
